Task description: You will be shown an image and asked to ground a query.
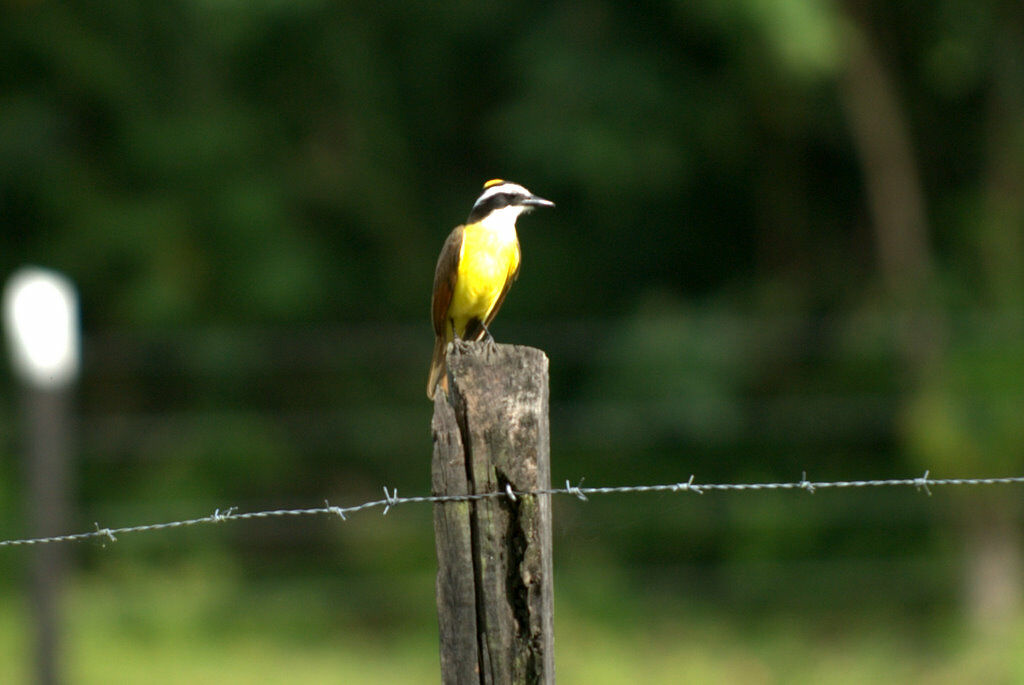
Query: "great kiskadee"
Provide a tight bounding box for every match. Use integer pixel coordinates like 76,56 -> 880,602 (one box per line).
427,179 -> 554,399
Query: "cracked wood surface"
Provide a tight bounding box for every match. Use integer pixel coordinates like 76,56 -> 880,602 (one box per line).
431,344 -> 554,684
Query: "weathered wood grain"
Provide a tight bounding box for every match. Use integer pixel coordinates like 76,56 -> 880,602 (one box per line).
431,343 -> 554,684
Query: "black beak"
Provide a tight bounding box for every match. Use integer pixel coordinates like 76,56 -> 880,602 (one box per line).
522,195 -> 555,209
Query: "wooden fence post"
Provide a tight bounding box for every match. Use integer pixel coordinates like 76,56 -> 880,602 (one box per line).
431,343 -> 554,684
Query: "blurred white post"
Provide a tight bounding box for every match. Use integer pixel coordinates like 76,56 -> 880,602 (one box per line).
3,267 -> 81,685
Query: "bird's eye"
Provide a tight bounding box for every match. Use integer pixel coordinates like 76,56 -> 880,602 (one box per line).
492,194 -> 511,208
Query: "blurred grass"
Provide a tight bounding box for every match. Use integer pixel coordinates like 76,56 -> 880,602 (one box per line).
3,561 -> 1024,683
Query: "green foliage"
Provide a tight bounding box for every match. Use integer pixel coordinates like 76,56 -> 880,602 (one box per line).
4,568 -> 1024,683
904,329 -> 1024,475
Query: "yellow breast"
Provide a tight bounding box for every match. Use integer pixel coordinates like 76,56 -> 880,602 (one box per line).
447,222 -> 520,338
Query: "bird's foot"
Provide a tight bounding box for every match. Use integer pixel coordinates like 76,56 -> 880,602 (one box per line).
449,337 -> 473,354
481,336 -> 499,361
477,322 -> 499,359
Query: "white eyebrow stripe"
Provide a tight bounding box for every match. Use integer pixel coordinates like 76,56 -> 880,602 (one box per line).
473,182 -> 531,207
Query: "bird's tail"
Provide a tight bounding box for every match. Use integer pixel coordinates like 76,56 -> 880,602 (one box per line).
426,337 -> 448,399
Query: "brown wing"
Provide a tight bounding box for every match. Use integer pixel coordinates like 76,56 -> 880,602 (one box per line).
431,224 -> 463,337
481,237 -> 520,330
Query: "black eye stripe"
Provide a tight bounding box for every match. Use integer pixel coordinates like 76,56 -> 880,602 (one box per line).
467,189 -> 528,222
479,192 -> 521,211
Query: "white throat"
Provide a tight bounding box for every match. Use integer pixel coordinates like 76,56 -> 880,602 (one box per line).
478,204 -> 526,240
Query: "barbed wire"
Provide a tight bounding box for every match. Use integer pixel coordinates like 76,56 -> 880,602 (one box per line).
3,471 -> 1024,548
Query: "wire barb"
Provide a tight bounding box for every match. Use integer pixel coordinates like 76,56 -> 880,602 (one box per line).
324,499 -> 347,520
95,522 -> 117,544
671,475 -> 703,495
565,479 -> 588,501
210,507 -> 236,523
915,470 -> 932,496
382,487 -> 398,515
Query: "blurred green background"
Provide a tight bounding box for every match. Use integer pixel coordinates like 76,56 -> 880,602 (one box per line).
3,0 -> 1024,682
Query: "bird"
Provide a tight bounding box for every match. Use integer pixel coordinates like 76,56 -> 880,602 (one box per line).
427,179 -> 554,399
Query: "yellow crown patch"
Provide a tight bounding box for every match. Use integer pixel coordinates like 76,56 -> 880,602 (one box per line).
483,178 -> 506,189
